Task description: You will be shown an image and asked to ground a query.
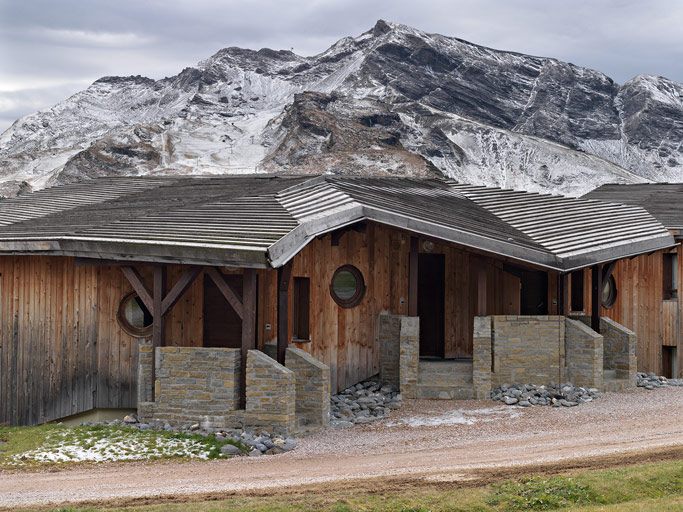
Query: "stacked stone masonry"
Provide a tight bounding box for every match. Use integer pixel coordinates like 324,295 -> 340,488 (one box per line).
137,345 -> 330,435
378,315 -> 402,388
399,316 -> 420,399
473,315 -> 637,396
245,350 -> 297,434
378,314 -> 419,398
285,347 -> 330,429
492,316 -> 565,386
565,318 -> 604,389
138,346 -> 241,426
473,316 -> 493,399
601,317 -> 637,390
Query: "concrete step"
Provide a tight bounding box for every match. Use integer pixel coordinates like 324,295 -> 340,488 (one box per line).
416,384 -> 473,400
417,359 -> 474,400
603,369 -> 618,380
418,360 -> 473,386
603,377 -> 633,392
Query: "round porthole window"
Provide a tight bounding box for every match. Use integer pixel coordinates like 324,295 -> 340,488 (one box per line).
117,292 -> 153,337
330,265 -> 366,308
601,274 -> 617,308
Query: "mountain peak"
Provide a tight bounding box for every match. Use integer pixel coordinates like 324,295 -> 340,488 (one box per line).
0,21 -> 681,197
372,19 -> 393,37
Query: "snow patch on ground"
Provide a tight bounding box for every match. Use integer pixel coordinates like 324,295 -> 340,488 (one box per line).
12,428 -> 220,464
386,406 -> 522,428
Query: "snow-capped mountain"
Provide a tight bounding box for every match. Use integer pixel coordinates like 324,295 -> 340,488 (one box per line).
1,20 -> 682,197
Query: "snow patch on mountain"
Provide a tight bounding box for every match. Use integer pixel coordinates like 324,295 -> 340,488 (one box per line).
1,20 -> 681,197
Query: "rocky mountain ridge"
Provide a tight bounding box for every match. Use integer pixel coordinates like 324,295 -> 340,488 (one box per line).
1,20 -> 682,197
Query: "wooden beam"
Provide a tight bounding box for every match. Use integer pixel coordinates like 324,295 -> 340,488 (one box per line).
409,236 -> 419,316
150,265 -> 166,402
591,264 -> 602,333
206,267 -> 243,319
277,262 -> 292,365
152,266 -> 166,348
240,268 -> 257,408
120,266 -> 153,312
160,266 -> 201,316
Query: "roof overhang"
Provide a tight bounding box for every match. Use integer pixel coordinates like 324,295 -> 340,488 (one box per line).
267,205 -> 677,272
0,238 -> 270,268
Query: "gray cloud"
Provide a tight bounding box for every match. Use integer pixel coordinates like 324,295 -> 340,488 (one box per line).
1,0 -> 682,132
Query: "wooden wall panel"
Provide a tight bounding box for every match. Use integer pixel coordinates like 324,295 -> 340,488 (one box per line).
0,257 -> 207,425
0,257 -> 100,425
266,223 -> 523,392
576,246 -> 682,377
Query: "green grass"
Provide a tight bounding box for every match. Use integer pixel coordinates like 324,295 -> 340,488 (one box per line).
33,458 -> 683,512
0,424 -> 248,467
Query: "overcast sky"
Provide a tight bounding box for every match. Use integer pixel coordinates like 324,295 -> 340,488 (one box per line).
1,0 -> 682,132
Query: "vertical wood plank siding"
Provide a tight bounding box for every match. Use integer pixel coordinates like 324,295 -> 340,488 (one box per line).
0,257 -> 206,425
573,246 -> 683,377
259,223 -> 522,393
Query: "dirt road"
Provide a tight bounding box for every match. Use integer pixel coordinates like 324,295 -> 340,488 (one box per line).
1,387 -> 682,509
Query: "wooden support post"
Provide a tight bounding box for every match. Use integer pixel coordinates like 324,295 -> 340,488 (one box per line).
558,273 -> 566,316
150,265 -> 166,401
277,262 -> 292,365
240,268 -> 257,409
477,264 -> 487,316
409,237 -> 419,317
152,265 -> 166,349
591,264 -> 602,333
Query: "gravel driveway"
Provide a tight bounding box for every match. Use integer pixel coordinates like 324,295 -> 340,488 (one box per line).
1,387 -> 682,509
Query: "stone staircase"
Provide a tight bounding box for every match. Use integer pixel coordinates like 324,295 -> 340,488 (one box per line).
602,369 -> 632,392
417,359 -> 474,399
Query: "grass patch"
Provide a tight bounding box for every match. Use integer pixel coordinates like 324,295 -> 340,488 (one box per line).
28,458 -> 683,512
0,424 -> 247,467
488,475 -> 600,510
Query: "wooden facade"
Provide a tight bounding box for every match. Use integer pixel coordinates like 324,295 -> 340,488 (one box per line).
2,219 -> 678,426
0,222 -> 535,424
569,245 -> 683,378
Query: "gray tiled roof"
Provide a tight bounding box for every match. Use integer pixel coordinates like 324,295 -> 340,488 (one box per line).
0,175 -> 673,270
583,183 -> 683,231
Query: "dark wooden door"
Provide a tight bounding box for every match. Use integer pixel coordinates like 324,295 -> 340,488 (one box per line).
662,346 -> 675,379
520,270 -> 548,315
203,274 -> 242,348
418,253 -> 445,358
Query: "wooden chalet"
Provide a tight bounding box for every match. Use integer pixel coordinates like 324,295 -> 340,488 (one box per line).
584,183 -> 683,379
0,175 -> 675,426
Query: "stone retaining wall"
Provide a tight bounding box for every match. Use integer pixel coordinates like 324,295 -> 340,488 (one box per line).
399,316 -> 420,399
565,318 -> 604,388
378,315 -> 402,388
473,315 -> 631,395
601,317 -> 637,385
137,345 -> 330,435
137,340 -> 154,404
138,346 -> 241,426
491,316 -> 565,386
245,350 -> 296,434
473,316 -> 493,399
285,347 -> 330,429
377,314 -> 419,398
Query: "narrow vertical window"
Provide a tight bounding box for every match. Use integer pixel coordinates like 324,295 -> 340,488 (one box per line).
664,252 -> 678,300
570,270 -> 584,311
292,277 -> 310,341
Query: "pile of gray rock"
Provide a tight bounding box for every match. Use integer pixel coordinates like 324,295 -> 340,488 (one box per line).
87,415 -> 297,457
491,383 -> 600,407
330,379 -> 402,428
637,372 -> 683,389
